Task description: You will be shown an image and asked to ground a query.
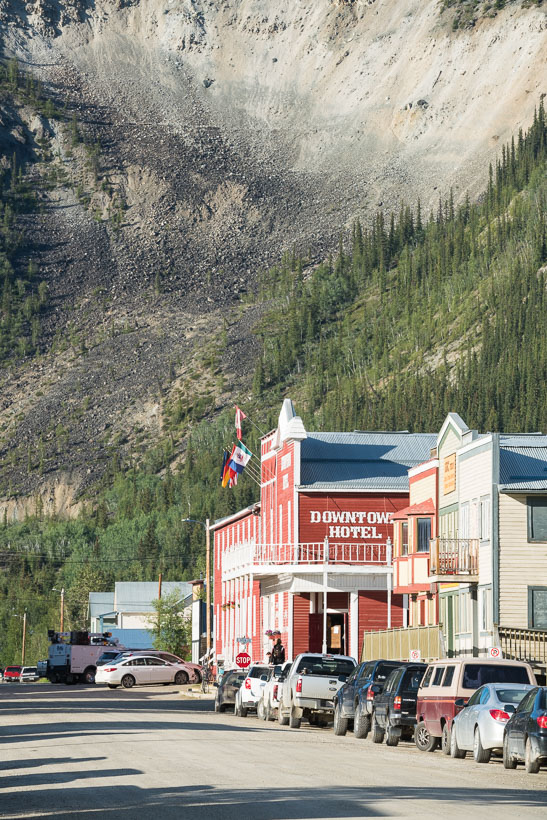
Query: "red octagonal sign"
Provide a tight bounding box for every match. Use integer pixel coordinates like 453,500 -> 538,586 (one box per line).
236,652 -> 251,669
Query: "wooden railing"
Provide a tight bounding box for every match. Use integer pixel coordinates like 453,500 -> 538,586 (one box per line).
429,537 -> 479,579
497,626 -> 547,667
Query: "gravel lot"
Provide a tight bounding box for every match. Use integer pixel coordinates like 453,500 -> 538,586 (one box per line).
0,683 -> 546,819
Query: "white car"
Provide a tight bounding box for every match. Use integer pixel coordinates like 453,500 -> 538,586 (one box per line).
257,662 -> 292,721
111,650 -> 201,684
95,654 -> 191,689
234,664 -> 270,716
20,666 -> 40,683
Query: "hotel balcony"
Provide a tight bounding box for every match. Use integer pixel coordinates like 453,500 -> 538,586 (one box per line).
428,537 -> 479,583
221,541 -> 392,581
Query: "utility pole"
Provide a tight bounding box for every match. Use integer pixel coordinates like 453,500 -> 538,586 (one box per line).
158,572 -> 163,600
21,611 -> 27,665
60,588 -> 64,632
205,518 -> 211,657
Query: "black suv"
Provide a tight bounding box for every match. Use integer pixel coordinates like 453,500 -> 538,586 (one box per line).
370,663 -> 427,746
334,659 -> 404,738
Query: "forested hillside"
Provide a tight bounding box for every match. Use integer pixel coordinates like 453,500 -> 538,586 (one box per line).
0,104 -> 545,667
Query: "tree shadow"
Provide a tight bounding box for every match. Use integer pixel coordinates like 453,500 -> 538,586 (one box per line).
0,784 -> 545,820
0,756 -> 105,772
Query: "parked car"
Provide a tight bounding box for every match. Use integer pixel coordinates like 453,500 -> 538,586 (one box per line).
95,655 -> 192,689
278,653 -> 356,729
214,669 -> 247,712
234,664 -> 270,717
415,657 -> 536,754
346,659 -> 405,738
3,665 -> 22,682
257,662 -> 292,721
20,666 -> 40,683
98,650 -> 201,683
369,662 -> 427,746
450,682 -> 536,763
503,686 -> 547,774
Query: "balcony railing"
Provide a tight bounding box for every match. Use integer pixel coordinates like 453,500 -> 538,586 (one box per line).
429,537 -> 479,581
222,541 -> 390,578
497,626 -> 547,669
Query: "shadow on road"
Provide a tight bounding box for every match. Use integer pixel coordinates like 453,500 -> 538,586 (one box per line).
0,757 -> 105,772
0,783 -> 545,819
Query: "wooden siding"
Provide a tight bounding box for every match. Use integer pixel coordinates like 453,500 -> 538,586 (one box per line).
459,449 -> 491,505
410,472 -> 436,506
499,493 -> 547,628
293,593 -> 311,656
358,591 -> 404,634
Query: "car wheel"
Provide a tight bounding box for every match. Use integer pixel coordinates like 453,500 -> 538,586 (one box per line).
370,712 -> 385,744
257,698 -> 265,721
289,704 -> 301,729
450,725 -> 466,759
525,738 -> 540,774
240,703 -> 248,718
415,721 -> 438,752
278,707 -> 290,726
503,734 -> 517,769
441,724 -> 452,755
121,674 -> 136,689
214,698 -> 220,712
83,667 -> 96,685
473,727 -> 491,764
354,702 -> 371,739
107,684 -> 119,689
386,726 -> 400,747
174,670 -> 189,685
195,670 -> 202,683
333,702 -> 349,736
264,700 -> 273,721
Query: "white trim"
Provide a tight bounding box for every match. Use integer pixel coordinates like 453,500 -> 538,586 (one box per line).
437,412 -> 469,447
408,459 -> 439,478
350,592 -> 359,660
457,434 -> 493,458
261,449 -> 277,462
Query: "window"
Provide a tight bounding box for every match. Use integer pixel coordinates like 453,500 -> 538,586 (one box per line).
462,664 -> 530,689
432,666 -> 445,686
481,588 -> 490,631
528,498 -> 547,542
466,687 -> 483,707
528,587 -> 547,629
375,662 -> 402,681
146,658 -> 168,666
459,592 -> 468,633
480,496 -> 491,539
479,688 -> 491,705
517,689 -> 538,714
421,667 -> 434,688
417,519 -> 431,553
459,503 -> 470,538
442,666 -> 455,687
401,522 -> 408,556
495,688 -> 533,705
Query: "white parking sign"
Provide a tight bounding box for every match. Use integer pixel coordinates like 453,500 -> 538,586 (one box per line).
409,649 -> 421,661
489,646 -> 503,659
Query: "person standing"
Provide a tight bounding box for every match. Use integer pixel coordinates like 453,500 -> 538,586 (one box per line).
271,638 -> 285,665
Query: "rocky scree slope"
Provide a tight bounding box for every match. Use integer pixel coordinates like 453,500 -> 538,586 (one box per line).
0,0 -> 545,512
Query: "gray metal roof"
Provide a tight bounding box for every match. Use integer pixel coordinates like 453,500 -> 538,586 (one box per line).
88,592 -> 115,619
114,582 -> 192,612
299,432 -> 436,491
499,440 -> 547,492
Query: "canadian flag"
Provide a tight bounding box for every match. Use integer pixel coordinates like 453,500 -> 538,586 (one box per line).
235,405 -> 247,440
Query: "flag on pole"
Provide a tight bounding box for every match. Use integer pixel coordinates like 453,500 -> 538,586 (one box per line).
222,445 -> 236,488
220,450 -> 229,484
235,405 -> 247,440
229,441 -> 252,476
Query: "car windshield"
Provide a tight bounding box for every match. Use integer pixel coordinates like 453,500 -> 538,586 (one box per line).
296,656 -> 355,677
462,664 -> 529,688
6,667 -> 21,672
495,687 -> 533,704
97,652 -> 123,664
24,668 -> 37,673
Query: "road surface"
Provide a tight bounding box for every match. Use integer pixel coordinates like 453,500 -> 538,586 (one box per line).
0,683 -> 545,818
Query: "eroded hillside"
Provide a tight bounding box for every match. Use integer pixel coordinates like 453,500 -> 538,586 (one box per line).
0,0 -> 545,511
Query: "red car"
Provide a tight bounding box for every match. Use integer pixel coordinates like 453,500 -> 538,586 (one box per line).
4,665 -> 22,682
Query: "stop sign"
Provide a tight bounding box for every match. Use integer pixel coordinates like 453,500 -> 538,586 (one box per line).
236,652 -> 251,669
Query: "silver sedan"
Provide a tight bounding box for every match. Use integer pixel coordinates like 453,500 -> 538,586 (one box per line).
451,682 -> 536,763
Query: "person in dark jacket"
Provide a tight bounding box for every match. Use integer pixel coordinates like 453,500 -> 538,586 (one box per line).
271,639 -> 285,664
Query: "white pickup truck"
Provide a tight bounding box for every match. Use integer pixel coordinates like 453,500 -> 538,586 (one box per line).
278,653 -> 356,729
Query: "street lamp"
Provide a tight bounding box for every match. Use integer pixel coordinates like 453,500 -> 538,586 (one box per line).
182,517 -> 211,658
52,588 -> 65,632
12,612 -> 27,664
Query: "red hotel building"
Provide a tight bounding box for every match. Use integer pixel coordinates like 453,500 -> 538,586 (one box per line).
212,400 -> 436,666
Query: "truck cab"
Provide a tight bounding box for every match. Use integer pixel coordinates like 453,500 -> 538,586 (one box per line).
279,653 -> 356,729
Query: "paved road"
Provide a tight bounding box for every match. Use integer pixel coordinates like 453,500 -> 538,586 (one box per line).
0,684 -> 546,819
